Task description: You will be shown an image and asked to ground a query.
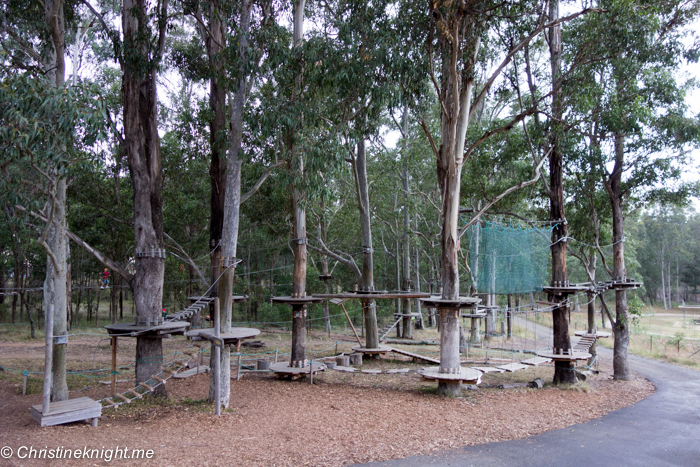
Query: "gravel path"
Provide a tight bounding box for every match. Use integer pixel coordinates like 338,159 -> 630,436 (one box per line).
358,318 -> 700,467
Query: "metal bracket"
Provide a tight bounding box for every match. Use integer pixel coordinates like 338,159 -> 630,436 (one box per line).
135,248 -> 166,259
292,237 -> 308,245
361,247 -> 374,254
54,335 -> 68,345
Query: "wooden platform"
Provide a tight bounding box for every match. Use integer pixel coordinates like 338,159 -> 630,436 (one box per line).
521,357 -> 553,366
352,344 -> 393,355
419,296 -> 480,309
471,366 -> 505,373
105,321 -> 189,337
186,327 -> 260,346
31,397 -> 101,427
419,367 -> 482,384
498,363 -> 530,372
314,292 -> 431,300
460,312 -> 487,318
270,362 -> 326,379
271,296 -> 324,305
173,365 -> 209,379
574,330 -> 611,338
389,347 -> 440,364
536,350 -> 592,361
542,284 -> 594,294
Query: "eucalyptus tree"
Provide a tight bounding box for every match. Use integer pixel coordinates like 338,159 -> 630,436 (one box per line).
396,0 -> 598,393
304,0 -> 399,349
565,0 -> 700,380
0,0 -> 109,400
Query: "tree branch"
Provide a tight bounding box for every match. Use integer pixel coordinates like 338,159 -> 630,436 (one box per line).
163,232 -> 207,286
458,149 -> 550,237
240,161 -> 285,204
16,204 -> 134,284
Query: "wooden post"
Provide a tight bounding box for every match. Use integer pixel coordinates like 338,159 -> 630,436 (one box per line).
42,304 -> 54,416
214,298 -> 221,416
236,354 -> 241,381
340,302 -> 362,346
111,336 -> 117,397
309,360 -> 313,385
274,349 -> 278,363
22,370 -> 27,395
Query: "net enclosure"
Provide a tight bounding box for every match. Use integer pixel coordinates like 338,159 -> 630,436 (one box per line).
465,221 -> 553,295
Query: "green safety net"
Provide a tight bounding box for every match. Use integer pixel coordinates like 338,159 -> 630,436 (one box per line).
465,221 -> 553,295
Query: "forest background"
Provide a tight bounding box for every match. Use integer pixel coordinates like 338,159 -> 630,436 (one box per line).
1,0 -> 699,338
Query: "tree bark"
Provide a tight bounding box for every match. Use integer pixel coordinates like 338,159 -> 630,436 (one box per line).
548,0 -> 575,385
609,133 -> 629,380
122,0 -> 168,395
401,169 -> 412,339
205,0 -> 227,301
288,0 -> 309,367
356,139 -> 379,349
209,0 -> 253,407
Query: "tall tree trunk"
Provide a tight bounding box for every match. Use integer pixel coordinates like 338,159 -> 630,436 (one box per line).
356,139 -> 379,349
661,243 -> 667,309
609,133 -> 629,380
210,0 -> 253,408
401,169 -> 412,339
319,202 -> 331,333
122,0 -> 168,394
288,0 -> 309,368
413,215 -> 423,330
548,0 -> 575,385
39,0 -> 69,403
433,11 -> 480,397
205,0 -> 227,303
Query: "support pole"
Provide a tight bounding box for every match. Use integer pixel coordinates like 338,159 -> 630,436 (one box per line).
214,297 -> 221,416
42,304 -> 54,416
340,302 -> 363,346
236,354 -> 241,381
111,336 -> 117,397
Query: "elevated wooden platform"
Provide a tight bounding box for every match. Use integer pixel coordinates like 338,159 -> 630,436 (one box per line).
521,356 -> 552,366
498,363 -> 530,372
271,296 -> 324,306
173,365 -> 209,379
31,397 -> 101,427
352,344 -> 393,356
574,330 -> 612,338
390,347 -> 440,364
542,284 -> 594,295
536,350 -> 592,361
105,321 -> 189,338
420,296 -> 480,309
472,366 -> 505,374
186,327 -> 260,347
419,367 -> 482,384
315,292 -> 431,300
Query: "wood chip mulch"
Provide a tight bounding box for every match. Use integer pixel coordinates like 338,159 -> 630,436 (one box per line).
0,353 -> 653,467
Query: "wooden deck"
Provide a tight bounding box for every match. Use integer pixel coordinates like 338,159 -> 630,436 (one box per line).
352,344 -> 393,355
31,397 -> 101,427
389,347 -> 440,364
419,367 -> 482,384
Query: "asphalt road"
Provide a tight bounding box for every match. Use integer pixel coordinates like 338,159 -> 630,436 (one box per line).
358,319 -> 700,467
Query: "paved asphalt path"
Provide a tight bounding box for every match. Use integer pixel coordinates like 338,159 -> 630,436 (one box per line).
358,319 -> 700,467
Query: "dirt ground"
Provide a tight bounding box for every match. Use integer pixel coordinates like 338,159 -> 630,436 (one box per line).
0,328 -> 654,466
